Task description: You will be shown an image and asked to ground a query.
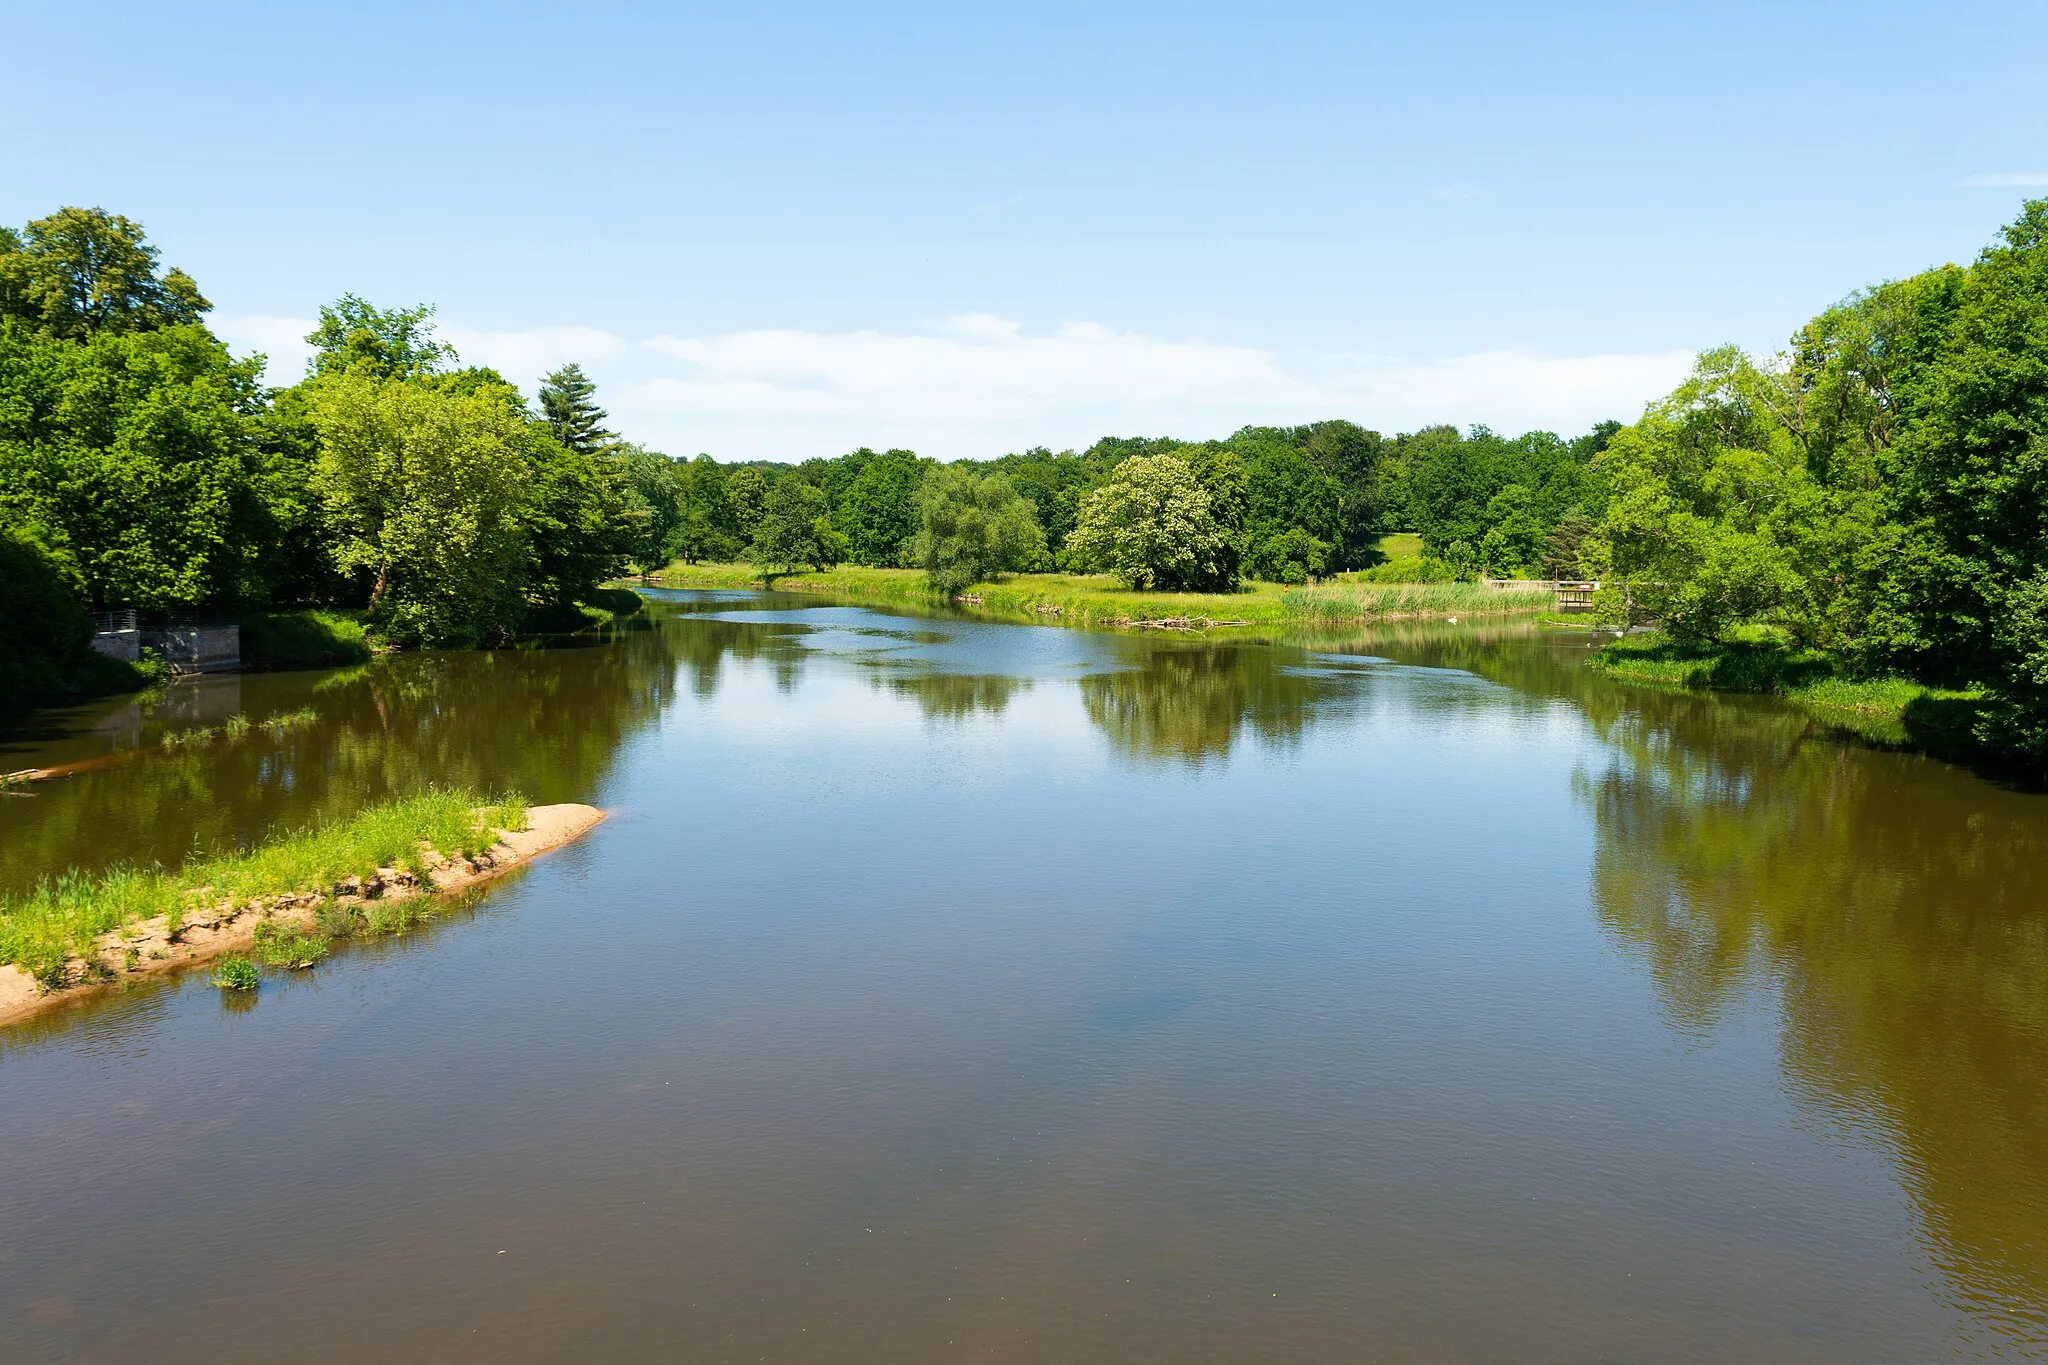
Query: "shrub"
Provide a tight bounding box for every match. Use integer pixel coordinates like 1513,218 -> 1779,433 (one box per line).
213,956 -> 259,991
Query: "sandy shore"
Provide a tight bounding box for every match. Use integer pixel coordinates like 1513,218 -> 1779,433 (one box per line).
0,803 -> 605,1031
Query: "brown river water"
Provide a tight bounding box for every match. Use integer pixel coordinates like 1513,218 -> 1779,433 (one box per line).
1,589 -> 2044,1362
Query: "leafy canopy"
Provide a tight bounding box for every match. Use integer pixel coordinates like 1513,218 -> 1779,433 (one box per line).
910,465 -> 1047,595
0,207 -> 209,339
1063,454 -> 1232,591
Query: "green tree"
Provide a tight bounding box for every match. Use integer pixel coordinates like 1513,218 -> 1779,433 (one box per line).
0,207 -> 209,339
0,526 -> 99,710
672,455 -> 743,562
909,465 -> 1047,595
304,370 -> 533,645
537,362 -> 614,456
0,319 -> 269,609
609,444 -> 686,572
524,433 -> 629,608
750,474 -> 848,573
305,296 -> 455,381
1063,454 -> 1232,591
836,448 -> 924,565
723,465 -> 770,545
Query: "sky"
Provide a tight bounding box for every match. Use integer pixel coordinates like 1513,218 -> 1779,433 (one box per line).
6,0 -> 2046,461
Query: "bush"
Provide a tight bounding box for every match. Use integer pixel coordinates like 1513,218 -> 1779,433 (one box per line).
213,955 -> 260,991
240,610 -> 371,671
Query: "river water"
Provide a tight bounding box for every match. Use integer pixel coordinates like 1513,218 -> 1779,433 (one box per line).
2,589 -> 2044,1362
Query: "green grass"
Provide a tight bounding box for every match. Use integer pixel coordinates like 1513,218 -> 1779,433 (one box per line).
650,562 -> 1554,629
1591,629 -> 1989,758
239,610 -> 373,671
0,788 -> 530,986
212,956 -> 259,991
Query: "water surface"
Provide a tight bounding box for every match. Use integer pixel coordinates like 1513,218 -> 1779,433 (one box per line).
2,590 -> 2044,1361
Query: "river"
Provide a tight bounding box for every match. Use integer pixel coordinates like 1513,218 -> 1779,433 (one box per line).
2,589 -> 2044,1362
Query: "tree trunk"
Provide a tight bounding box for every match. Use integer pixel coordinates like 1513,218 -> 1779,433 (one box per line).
367,559 -> 391,613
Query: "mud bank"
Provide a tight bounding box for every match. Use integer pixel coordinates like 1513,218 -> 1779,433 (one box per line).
0,803 -> 605,1030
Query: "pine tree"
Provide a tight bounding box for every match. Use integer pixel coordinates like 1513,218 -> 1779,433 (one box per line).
537,362 -> 614,455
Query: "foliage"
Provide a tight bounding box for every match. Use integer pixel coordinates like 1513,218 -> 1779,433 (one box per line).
0,317 -> 274,610
239,610 -> 372,671
909,464 -> 1047,594
0,524 -> 141,710
537,362 -> 614,455
1244,526 -> 1331,584
835,447 -> 925,565
304,295 -> 454,381
0,207 -> 209,339
750,474 -> 848,574
304,370 -> 534,646
608,443 -> 686,572
212,956 -> 260,991
723,466 -> 769,546
1063,454 -> 1232,590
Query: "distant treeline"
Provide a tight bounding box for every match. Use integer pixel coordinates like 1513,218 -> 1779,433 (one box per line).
643,420 -> 1620,586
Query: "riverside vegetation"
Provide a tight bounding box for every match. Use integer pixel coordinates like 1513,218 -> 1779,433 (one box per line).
0,788 -> 529,999
7,199 -> 2047,771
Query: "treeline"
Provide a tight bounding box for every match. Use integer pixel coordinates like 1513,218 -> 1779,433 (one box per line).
631,421 -> 1621,587
1578,200 -> 2048,764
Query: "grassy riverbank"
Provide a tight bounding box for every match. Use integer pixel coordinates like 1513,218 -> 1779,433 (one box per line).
0,789 -> 527,985
649,563 -> 1552,628
1592,630 -> 1991,763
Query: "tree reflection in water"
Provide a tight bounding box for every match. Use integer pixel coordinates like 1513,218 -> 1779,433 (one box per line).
1574,675 -> 2048,1340
1078,641 -> 1364,765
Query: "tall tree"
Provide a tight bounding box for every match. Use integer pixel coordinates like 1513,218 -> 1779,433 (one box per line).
910,465 -> 1045,594
538,363 -> 614,456
304,370 -> 533,646
306,296 -> 455,381
1063,454 -> 1231,591
0,207 -> 210,339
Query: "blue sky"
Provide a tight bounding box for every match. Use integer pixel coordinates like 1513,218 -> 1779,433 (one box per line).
6,1 -> 2046,459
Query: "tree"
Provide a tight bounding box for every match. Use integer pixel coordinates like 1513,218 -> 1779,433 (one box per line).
1063,454 -> 1232,591
524,434 -> 629,608
305,296 -> 455,381
836,448 -> 924,565
304,370 -> 533,646
609,444 -> 686,572
0,318 -> 268,610
0,526 -> 98,710
909,465 -> 1047,595
723,466 -> 769,545
0,207 -> 209,339
538,362 -> 614,455
750,474 -> 847,573
672,455 -> 744,562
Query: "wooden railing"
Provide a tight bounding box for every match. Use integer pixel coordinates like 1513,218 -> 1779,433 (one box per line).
1479,578 -> 1601,610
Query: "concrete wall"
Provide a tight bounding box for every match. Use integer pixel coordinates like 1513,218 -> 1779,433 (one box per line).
143,625 -> 241,674
90,629 -> 141,663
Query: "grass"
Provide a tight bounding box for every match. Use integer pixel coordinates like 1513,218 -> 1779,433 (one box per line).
212,956 -> 259,991
0,788 -> 529,986
648,563 -> 1554,629
239,610 -> 373,672
160,705 -> 320,753
1591,629 -> 1990,759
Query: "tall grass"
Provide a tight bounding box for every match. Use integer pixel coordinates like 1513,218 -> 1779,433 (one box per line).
1281,582 -> 1553,620
0,788 -> 528,985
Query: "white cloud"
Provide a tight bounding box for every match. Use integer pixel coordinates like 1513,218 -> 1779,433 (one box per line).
438,325 -> 630,382
1961,172 -> 2048,188
630,317 -> 1687,456
209,313 -> 318,379
212,311 -> 1691,459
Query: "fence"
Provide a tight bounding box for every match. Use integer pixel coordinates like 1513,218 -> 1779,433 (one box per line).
1478,578 -> 1601,611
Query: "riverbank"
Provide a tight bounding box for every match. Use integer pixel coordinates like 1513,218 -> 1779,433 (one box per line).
1591,630 -> 1993,766
0,791 -> 604,1029
648,563 -> 1553,628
